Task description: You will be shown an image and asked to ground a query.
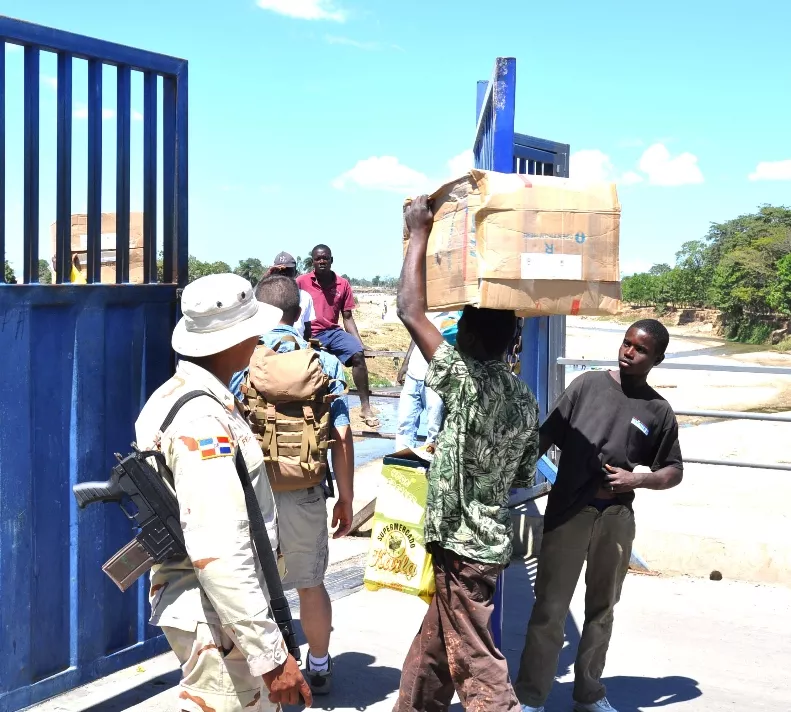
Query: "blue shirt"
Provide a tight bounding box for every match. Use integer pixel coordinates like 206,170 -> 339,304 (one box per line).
230,324 -> 350,430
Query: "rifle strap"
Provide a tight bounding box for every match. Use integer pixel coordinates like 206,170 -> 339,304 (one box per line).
157,389 -> 300,660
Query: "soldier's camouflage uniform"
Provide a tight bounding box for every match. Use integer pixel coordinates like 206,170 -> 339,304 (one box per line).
136,360 -> 287,712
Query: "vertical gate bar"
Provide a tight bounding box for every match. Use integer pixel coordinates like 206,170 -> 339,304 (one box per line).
0,44 -> 5,283
143,72 -> 157,283
55,53 -> 73,284
488,57 -> 516,174
23,46 -> 40,284
174,64 -> 188,287
86,59 -> 102,284
115,65 -> 131,283
162,76 -> 175,284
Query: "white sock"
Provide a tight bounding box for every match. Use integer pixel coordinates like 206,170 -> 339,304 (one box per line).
308,652 -> 329,672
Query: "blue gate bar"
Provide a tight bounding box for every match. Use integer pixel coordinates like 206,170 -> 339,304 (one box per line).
143,71 -> 158,283
116,64 -> 132,283
174,66 -> 189,288
23,45 -> 40,283
87,58 -> 103,283
162,77 -> 176,284
0,45 -> 4,283
55,53 -> 73,284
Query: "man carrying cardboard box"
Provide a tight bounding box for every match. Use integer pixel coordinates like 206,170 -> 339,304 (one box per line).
393,195 -> 540,712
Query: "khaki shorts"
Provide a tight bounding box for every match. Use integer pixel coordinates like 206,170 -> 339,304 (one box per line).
274,486 -> 329,590
162,622 -> 279,712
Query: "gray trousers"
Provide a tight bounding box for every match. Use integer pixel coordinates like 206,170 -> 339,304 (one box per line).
514,505 -> 636,706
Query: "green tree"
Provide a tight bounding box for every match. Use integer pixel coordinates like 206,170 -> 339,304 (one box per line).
4,261 -> 17,284
301,255 -> 313,273
233,258 -> 266,287
649,263 -> 672,276
372,275 -> 381,287
767,253 -> 791,315
189,255 -> 232,283
39,259 -> 53,284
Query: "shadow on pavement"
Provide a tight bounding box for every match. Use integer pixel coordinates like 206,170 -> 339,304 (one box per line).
285,652 -> 403,711
76,670 -> 181,711
502,561 -> 702,711
554,675 -> 703,711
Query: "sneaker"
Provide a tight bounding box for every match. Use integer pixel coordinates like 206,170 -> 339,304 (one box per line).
574,697 -> 618,712
305,653 -> 333,696
521,706 -> 545,712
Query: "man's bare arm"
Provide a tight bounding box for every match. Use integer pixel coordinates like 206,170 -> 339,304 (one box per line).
397,196 -> 443,362
342,310 -> 365,348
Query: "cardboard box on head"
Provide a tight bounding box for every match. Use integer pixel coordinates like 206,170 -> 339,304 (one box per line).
404,170 -> 622,317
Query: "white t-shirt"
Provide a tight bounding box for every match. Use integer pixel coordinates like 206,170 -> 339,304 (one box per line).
296,290 -> 315,334
407,311 -> 459,381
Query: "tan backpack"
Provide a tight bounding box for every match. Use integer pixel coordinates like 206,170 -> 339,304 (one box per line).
241,336 -> 345,492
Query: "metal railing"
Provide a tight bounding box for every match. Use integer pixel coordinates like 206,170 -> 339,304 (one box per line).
558,357 -> 791,471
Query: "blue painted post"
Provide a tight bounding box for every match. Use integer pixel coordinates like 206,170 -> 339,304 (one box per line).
472,58 -> 516,651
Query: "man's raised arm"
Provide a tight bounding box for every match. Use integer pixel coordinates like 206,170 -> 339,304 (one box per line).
397,196 -> 443,363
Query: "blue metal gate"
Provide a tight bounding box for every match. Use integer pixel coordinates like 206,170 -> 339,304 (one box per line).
0,18 -> 188,711
472,57 -> 569,647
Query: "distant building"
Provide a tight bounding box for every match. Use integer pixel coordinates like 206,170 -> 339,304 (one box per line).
50,212 -> 146,283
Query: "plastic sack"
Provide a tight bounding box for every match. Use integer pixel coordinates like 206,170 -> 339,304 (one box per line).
364,454 -> 435,604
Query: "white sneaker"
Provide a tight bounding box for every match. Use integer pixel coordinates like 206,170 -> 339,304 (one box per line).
521,706 -> 545,712
574,697 -> 618,712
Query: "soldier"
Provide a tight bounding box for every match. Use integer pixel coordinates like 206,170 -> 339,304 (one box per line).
135,273 -> 313,712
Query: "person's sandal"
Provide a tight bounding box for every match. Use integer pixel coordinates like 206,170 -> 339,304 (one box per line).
305,654 -> 333,696
362,415 -> 380,428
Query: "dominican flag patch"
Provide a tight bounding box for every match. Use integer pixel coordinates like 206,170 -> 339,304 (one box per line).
198,436 -> 232,459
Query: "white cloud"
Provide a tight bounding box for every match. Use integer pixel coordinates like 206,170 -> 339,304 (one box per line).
619,171 -> 644,186
256,0 -> 345,21
447,149 -> 474,178
638,143 -> 703,186
331,156 -> 430,193
748,160 -> 791,182
132,110 -> 144,122
569,149 -> 614,183
42,75 -> 57,91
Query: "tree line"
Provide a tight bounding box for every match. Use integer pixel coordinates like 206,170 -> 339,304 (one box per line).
621,205 -> 791,338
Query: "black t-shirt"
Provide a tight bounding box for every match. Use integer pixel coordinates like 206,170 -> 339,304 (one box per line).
541,370 -> 683,532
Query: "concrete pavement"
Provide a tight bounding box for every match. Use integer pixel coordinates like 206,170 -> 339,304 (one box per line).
27,559 -> 791,712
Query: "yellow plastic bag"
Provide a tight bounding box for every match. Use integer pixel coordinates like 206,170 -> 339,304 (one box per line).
363,453 -> 435,604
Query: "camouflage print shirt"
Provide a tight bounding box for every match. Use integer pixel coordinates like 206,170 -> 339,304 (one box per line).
424,341 -> 540,565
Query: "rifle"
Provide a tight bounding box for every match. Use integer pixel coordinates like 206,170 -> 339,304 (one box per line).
73,447 -> 186,591
72,390 -> 301,662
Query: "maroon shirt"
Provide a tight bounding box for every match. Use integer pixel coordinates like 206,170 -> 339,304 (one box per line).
296,271 -> 356,333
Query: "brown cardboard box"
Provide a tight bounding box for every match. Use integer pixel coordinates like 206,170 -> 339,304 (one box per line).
405,170 -> 621,316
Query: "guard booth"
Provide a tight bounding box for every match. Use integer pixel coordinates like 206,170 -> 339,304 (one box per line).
0,18 -> 187,711
472,57 -> 568,646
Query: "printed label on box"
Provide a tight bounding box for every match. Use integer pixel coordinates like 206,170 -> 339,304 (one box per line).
521,253 -> 583,280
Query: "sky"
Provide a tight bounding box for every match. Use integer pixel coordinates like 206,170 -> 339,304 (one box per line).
2,0 -> 791,279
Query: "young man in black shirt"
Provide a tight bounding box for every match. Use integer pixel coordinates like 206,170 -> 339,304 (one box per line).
516,319 -> 684,712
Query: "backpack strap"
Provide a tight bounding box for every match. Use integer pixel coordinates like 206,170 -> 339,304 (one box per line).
158,390 -> 226,436
261,404 -> 279,462
300,405 -> 319,472
270,334 -> 301,352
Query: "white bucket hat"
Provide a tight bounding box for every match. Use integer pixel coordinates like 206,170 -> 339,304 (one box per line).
172,273 -> 283,357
